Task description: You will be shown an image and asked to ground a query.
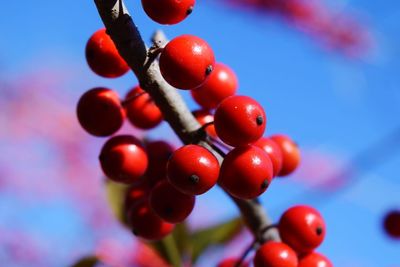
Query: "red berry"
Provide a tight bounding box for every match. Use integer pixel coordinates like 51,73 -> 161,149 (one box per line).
145,140 -> 176,186
159,35 -> 215,89
128,198 -> 175,240
123,180 -> 152,222
99,135 -> 148,184
77,88 -> 125,137
254,137 -> 283,177
150,180 -> 195,223
219,145 -> 273,199
270,134 -> 300,176
383,210 -> 400,238
279,205 -> 326,254
141,0 -> 195,25
124,86 -> 163,129
193,109 -> 217,138
254,241 -> 298,267
167,145 -> 219,195
215,96 -> 266,147
85,28 -> 129,78
299,252 -> 333,267
217,258 -> 249,267
191,63 -> 238,109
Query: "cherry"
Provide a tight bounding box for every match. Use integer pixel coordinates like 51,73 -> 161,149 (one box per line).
77,88 -> 125,137
299,252 -> 333,267
85,28 -> 129,78
150,180 -> 195,223
383,210 -> 400,239
167,144 -> 220,195
193,109 -> 217,138
217,258 -> 249,267
215,95 -> 266,147
145,140 -> 176,186
270,134 -> 300,176
141,0 -> 195,25
254,137 -> 283,177
124,86 -> 163,129
254,241 -> 298,267
219,145 -> 273,199
279,205 -> 326,254
128,198 -> 175,240
99,135 -> 148,184
159,35 -> 215,89
191,63 -> 238,109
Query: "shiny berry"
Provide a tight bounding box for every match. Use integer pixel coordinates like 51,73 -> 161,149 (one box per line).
99,135 -> 148,184
217,258 -> 249,267
215,96 -> 266,147
77,88 -> 125,137
167,145 -> 219,195
145,140 -> 176,186
193,109 -> 217,138
279,205 -> 326,254
299,252 -> 333,267
85,28 -> 129,78
254,241 -> 298,267
254,137 -> 283,177
270,134 -> 300,176
141,0 -> 195,25
219,145 -> 273,199
123,180 -> 152,222
383,210 -> 400,238
150,180 -> 195,223
124,86 -> 163,129
128,198 -> 174,240
191,63 -> 238,109
159,35 -> 215,89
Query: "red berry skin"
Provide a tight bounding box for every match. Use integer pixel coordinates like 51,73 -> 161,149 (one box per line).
159,35 -> 215,89
141,0 -> 195,25
215,96 -> 266,147
85,28 -> 129,78
99,135 -> 148,184
217,258 -> 249,267
145,140 -> 176,186
279,205 -> 326,254
219,145 -> 273,199
123,180 -> 152,222
270,134 -> 300,177
193,109 -> 217,138
77,88 -> 125,137
167,145 -> 220,195
254,137 -> 283,177
254,241 -> 298,267
191,63 -> 238,109
383,210 -> 400,238
150,180 -> 195,223
299,252 -> 333,267
124,86 -> 163,129
128,198 -> 175,241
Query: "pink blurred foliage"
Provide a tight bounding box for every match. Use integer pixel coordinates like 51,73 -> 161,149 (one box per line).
220,0 -> 372,57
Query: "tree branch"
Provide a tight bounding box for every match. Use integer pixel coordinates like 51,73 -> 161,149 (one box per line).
94,0 -> 280,244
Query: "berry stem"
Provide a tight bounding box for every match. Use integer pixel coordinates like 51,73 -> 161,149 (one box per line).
235,240 -> 260,267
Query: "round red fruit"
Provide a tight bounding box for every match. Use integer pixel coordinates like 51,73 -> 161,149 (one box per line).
383,210 -> 400,238
141,0 -> 195,25
219,145 -> 273,199
254,241 -> 298,267
145,140 -> 176,186
270,134 -> 300,176
217,258 -> 249,267
191,63 -> 238,109
215,95 -> 266,147
99,135 -> 148,184
279,205 -> 326,254
128,198 -> 174,240
254,137 -> 283,177
159,35 -> 215,89
150,180 -> 195,223
85,28 -> 129,78
193,109 -> 217,138
124,86 -> 163,129
299,252 -> 333,267
167,144 -> 219,195
77,88 -> 125,137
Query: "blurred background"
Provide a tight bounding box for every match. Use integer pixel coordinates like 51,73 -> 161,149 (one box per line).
0,0 -> 399,266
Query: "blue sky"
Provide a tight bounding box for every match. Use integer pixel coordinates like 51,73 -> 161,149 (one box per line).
0,0 -> 399,266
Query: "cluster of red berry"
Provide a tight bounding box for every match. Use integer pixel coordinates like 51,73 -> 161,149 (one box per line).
79,0 -> 332,266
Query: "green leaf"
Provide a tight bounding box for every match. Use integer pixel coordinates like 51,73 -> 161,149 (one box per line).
150,234 -> 182,267
190,217 -> 244,263
70,256 -> 99,267
105,179 -> 129,226
171,223 -> 191,257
